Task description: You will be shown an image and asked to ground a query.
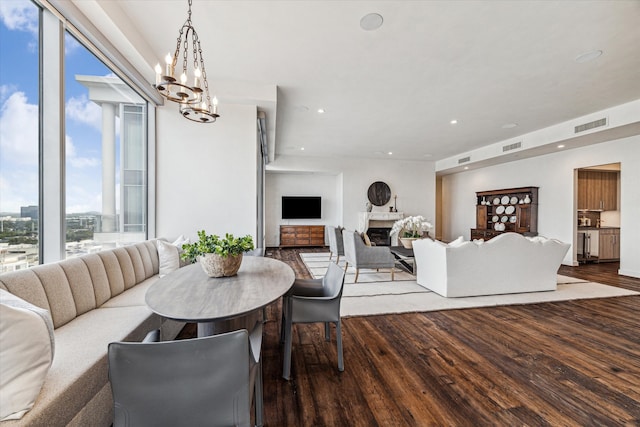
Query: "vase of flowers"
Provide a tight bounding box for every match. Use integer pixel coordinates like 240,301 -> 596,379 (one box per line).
391,216 -> 432,248
181,230 -> 254,277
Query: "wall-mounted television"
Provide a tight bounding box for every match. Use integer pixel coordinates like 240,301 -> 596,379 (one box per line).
282,196 -> 322,219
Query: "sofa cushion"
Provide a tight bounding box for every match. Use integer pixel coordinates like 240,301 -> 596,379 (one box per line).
81,254 -> 112,307
101,277 -> 158,308
7,305 -> 160,427
0,290 -> 55,421
59,258 -> 98,316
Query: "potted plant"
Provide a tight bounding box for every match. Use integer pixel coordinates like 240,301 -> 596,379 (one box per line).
181,230 -> 254,277
391,215 -> 432,248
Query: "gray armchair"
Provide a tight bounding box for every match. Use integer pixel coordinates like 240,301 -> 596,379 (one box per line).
342,230 -> 395,283
108,322 -> 264,427
327,225 -> 345,263
281,262 -> 346,380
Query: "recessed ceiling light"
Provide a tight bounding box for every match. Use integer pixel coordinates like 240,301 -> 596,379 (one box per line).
300,147 -> 305,151
360,13 -> 383,31
557,144 -> 565,149
387,152 -> 393,155
464,166 -> 469,170
575,50 -> 602,63
317,108 -> 325,114
502,123 -> 518,129
450,119 -> 458,125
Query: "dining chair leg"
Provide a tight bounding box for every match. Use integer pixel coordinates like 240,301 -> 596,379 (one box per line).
283,300 -> 293,380
336,254 -> 340,264
336,320 -> 344,372
324,322 -> 330,341
391,267 -> 395,281
255,358 -> 264,427
329,252 -> 333,261
280,296 -> 287,344
354,268 -> 359,283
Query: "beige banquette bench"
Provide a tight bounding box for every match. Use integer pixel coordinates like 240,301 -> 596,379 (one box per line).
0,240 -> 185,426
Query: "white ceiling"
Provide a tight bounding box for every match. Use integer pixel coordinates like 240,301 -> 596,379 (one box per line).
97,0 -> 640,162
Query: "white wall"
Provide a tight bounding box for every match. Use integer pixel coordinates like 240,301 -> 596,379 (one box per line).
266,155 -> 436,246
441,135 -> 640,277
265,172 -> 340,246
155,103 -> 259,242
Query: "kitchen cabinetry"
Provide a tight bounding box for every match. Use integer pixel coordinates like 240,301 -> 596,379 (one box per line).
598,228 -> 620,261
280,225 -> 325,247
471,186 -> 538,241
577,170 -> 618,211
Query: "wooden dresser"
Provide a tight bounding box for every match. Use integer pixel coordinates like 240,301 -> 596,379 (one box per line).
280,225 -> 325,247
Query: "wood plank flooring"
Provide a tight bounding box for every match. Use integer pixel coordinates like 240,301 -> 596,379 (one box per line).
181,249 -> 640,426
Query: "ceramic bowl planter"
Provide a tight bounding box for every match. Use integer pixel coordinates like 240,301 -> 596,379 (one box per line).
399,237 -> 419,249
198,253 -> 243,277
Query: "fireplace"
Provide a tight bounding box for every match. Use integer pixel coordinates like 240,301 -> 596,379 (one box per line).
366,227 -> 391,246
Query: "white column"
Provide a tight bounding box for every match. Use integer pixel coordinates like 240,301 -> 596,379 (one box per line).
101,103 -> 117,232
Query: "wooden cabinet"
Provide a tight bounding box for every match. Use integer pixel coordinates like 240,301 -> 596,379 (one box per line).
280,225 -> 325,247
598,228 -> 620,262
577,170 -> 618,211
471,187 -> 538,241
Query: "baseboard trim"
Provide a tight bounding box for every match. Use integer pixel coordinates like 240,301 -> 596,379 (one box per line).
618,268 -> 640,279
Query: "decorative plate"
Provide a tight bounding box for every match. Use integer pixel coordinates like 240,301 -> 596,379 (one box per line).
510,196 -> 518,204
501,215 -> 509,223
501,195 -> 510,205
493,197 -> 501,205
510,215 -> 517,223
505,205 -> 515,215
492,215 -> 499,223
496,205 -> 505,214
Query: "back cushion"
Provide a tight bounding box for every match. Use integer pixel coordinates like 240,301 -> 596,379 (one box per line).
124,246 -> 146,284
31,264 -> 77,328
0,270 -> 51,314
134,242 -> 155,278
98,251 -> 126,297
113,248 -> 136,290
143,240 -> 160,275
81,254 -> 112,306
58,258 -> 97,316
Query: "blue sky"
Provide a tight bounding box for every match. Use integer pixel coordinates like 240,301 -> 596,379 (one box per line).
0,0 -> 124,214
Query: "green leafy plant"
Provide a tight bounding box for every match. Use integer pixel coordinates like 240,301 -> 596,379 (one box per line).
181,230 -> 254,263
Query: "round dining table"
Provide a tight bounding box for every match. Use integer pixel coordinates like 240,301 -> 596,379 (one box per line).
145,256 -> 295,337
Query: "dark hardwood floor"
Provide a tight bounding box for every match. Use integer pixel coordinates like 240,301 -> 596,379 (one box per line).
182,249 -> 640,426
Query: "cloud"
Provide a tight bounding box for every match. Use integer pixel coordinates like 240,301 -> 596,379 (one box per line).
66,94 -> 102,131
66,135 -> 100,168
65,32 -> 82,56
0,90 -> 38,165
0,0 -> 38,35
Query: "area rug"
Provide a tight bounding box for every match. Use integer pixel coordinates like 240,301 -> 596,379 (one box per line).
299,252 -> 639,317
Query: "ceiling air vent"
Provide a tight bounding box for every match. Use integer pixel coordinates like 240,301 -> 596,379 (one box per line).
502,141 -> 522,152
575,117 -> 607,134
458,156 -> 471,164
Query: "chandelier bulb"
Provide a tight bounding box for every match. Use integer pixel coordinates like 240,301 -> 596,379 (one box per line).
180,72 -> 187,85
154,63 -> 162,85
164,53 -> 173,77
194,67 -> 201,87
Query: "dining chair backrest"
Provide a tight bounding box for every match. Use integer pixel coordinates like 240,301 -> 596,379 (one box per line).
322,261 -> 346,299
108,329 -> 254,427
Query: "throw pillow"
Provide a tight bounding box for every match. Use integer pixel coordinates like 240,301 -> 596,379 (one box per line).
448,236 -> 465,247
157,235 -> 190,278
361,232 -> 373,246
0,289 -> 55,421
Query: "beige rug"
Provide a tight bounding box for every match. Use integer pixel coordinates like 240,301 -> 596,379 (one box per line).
300,252 -> 639,317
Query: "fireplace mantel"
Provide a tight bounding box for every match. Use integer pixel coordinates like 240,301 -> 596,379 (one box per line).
357,212 -> 404,233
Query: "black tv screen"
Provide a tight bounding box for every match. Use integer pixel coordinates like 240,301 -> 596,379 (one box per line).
282,196 -> 322,219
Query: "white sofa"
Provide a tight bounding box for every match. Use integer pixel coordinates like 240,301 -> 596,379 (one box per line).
412,233 -> 570,298
0,240 -> 185,426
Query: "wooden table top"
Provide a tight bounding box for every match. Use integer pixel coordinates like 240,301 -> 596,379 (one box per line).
145,256 -> 295,323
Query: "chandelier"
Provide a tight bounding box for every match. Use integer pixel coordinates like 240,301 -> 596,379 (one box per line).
154,0 -> 219,123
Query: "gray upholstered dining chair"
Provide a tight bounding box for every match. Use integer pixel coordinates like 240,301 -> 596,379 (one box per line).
108,322 -> 264,427
342,230 -> 395,283
327,225 -> 345,263
281,262 -> 346,380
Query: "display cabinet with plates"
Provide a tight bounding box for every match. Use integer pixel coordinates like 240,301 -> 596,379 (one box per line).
472,186 -> 538,240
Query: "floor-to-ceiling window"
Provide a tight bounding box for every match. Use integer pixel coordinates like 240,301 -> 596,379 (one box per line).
0,0 -> 151,271
0,0 -> 40,271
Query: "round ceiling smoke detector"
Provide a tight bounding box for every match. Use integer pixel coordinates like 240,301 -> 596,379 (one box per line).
360,13 -> 383,31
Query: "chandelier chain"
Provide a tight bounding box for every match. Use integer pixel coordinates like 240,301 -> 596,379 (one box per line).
197,39 -> 211,107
